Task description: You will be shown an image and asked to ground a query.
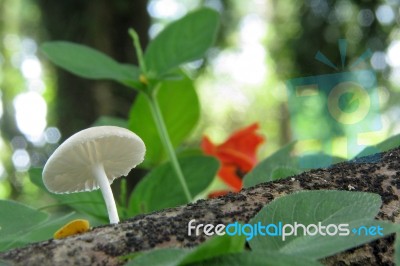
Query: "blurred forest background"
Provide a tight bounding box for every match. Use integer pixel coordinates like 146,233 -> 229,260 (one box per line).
0,0 -> 399,206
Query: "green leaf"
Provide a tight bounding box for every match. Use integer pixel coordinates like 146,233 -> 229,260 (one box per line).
41,41 -> 142,88
243,142 -> 345,188
0,259 -> 10,266
357,133 -> 400,158
0,200 -> 48,251
180,234 -> 245,265
297,153 -> 344,169
270,166 -> 299,180
128,156 -> 218,215
144,8 -> 219,78
279,220 -> 398,259
249,190 -> 399,259
243,142 -> 296,187
128,74 -> 200,166
20,212 -> 104,243
125,249 -> 187,266
92,116 -> 128,128
0,211 -> 105,252
125,235 -> 245,266
29,168 -> 108,222
192,251 -> 323,266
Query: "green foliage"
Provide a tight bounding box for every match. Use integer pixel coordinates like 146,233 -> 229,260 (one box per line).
5,5 -> 398,265
144,8 -> 219,79
92,116 -> 128,128
30,168 -> 108,222
128,156 -> 219,215
40,7 -> 221,204
244,142 -> 345,187
0,200 -> 100,252
40,7 -> 219,89
124,234 -> 245,266
243,142 -> 297,187
245,133 -> 400,189
41,42 -> 141,88
0,200 -> 86,251
0,200 -> 48,251
193,251 -> 323,266
248,190 -> 400,259
128,75 -> 200,166
270,166 -> 299,180
357,133 -> 400,157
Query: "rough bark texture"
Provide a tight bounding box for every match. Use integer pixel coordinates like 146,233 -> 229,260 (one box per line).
1,147 -> 400,266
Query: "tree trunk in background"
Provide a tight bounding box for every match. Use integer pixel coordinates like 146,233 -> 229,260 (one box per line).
38,0 -> 150,138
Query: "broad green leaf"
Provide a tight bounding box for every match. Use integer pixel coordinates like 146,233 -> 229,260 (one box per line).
128,74 -> 200,166
0,200 -> 48,239
192,251 -> 323,266
180,234 -> 245,265
243,142 -> 296,187
0,211 -> 102,251
41,41 -> 141,88
29,168 -> 108,222
0,212 -> 71,250
297,153 -> 345,169
249,191 -> 399,259
128,156 -> 218,215
0,260 -> 9,266
0,200 -> 48,251
270,166 -> 300,180
279,220 -> 399,259
144,8 -> 219,78
20,212 -> 103,243
125,235 -> 245,266
244,142 -> 345,188
357,133 -> 400,158
126,249 -> 187,266
92,116 -> 128,128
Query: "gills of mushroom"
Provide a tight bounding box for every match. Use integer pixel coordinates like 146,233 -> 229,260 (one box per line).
42,126 -> 146,224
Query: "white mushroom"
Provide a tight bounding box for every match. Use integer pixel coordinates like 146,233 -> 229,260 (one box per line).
42,126 -> 146,224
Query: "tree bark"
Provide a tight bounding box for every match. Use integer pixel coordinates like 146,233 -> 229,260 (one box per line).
1,147 -> 399,266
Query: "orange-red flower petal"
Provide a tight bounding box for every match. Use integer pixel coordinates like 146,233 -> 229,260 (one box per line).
201,123 -> 265,193
218,165 -> 243,191
208,190 -> 230,198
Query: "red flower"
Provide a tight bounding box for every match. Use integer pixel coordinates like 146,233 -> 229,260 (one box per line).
201,123 -> 265,195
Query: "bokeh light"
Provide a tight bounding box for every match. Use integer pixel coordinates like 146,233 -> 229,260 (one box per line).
13,91 -> 47,142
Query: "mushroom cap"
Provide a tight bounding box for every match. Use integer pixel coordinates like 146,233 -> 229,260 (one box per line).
43,126 -> 146,194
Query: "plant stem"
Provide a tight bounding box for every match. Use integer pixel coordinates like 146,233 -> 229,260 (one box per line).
128,28 -> 147,74
129,27 -> 192,201
145,93 -> 193,202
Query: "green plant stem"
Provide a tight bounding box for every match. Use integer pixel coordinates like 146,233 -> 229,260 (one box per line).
128,28 -> 147,73
145,92 -> 193,202
129,27 -> 192,201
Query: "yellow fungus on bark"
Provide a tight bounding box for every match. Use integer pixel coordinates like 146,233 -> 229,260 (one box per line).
53,219 -> 90,239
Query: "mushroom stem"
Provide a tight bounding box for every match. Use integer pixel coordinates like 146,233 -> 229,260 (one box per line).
92,163 -> 119,224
